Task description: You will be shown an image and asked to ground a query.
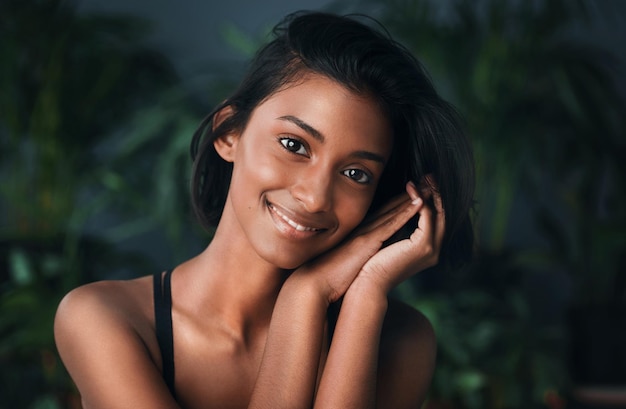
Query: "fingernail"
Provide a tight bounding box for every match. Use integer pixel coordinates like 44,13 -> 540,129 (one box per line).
412,198 -> 422,206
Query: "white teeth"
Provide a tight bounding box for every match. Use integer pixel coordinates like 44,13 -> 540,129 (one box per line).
270,204 -> 319,232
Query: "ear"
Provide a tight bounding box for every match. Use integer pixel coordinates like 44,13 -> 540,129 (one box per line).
212,105 -> 239,163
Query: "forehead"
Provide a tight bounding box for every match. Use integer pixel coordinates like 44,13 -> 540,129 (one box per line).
248,73 -> 393,156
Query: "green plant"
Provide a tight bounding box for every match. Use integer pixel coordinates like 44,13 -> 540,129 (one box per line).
0,0 -> 196,407
0,0 -> 178,238
375,0 -> 624,252
0,1 -> 278,404
402,250 -> 567,409
360,0 -> 626,407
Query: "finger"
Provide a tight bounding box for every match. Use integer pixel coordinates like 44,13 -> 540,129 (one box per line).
419,174 -> 435,200
432,186 -> 446,248
365,190 -> 412,221
406,180 -> 421,203
365,179 -> 425,221
414,175 -> 444,244
359,196 -> 422,238
409,186 -> 444,269
358,182 -> 423,234
413,197 -> 433,241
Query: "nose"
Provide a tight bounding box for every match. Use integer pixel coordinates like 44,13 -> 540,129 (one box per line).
291,166 -> 333,213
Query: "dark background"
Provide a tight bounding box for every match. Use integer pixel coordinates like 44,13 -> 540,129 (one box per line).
1,0 -> 625,408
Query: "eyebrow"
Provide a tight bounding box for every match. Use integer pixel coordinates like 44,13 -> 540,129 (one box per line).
277,115 -> 387,165
352,150 -> 387,165
278,115 -> 324,142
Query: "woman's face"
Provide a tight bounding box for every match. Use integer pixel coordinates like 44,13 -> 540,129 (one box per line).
218,73 -> 393,269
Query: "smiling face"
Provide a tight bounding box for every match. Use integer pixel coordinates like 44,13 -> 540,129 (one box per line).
214,73 -> 393,269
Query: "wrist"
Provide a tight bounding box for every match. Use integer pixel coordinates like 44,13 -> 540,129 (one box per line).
344,277 -> 388,311
283,271 -> 332,308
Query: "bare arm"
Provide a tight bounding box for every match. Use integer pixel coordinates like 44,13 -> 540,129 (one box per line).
315,181 -> 443,408
314,282 -> 387,409
54,281 -> 181,409
314,282 -> 436,409
249,181 -> 440,408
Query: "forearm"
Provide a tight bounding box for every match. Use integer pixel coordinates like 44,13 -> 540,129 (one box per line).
314,279 -> 388,409
249,276 -> 328,409
248,185 -> 427,408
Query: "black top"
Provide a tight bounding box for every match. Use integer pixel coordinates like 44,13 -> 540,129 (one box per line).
153,270 -> 176,399
152,269 -> 341,402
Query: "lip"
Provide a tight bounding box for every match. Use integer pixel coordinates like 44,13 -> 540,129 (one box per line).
266,201 -> 329,238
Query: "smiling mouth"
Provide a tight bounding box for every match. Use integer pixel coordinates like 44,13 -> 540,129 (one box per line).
267,202 -> 324,232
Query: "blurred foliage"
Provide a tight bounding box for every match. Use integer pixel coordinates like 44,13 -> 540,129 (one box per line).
372,0 -> 626,303
403,250 -> 568,408
0,0 -> 209,407
367,0 -> 626,407
0,0 -> 179,239
1,0 -> 625,408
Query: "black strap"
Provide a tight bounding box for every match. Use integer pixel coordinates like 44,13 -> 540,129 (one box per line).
153,270 -> 176,399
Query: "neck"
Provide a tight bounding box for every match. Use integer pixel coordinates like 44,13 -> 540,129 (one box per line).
176,211 -> 290,340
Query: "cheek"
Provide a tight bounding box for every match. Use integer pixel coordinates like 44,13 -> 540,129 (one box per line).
241,149 -> 288,188
335,192 -> 374,233
230,145 -> 290,206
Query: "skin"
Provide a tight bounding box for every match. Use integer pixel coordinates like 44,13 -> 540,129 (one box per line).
54,73 -> 442,409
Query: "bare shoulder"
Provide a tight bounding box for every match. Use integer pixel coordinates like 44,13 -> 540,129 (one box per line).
377,298 -> 437,409
54,275 -> 178,408
56,275 -> 149,309
381,298 -> 436,349
55,276 -> 155,345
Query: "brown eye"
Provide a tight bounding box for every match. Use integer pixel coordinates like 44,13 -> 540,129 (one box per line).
342,169 -> 371,184
279,137 -> 308,156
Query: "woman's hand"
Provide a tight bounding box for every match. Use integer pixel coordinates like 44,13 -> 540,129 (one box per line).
289,182 -> 425,304
355,178 -> 445,295
249,194 -> 420,409
312,179 -> 442,409
252,178 -> 442,409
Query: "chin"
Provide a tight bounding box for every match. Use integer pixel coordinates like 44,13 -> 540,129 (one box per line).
267,254 -> 312,271
257,244 -> 322,271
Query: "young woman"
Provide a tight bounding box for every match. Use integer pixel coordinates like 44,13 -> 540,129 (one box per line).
55,11 -> 474,409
